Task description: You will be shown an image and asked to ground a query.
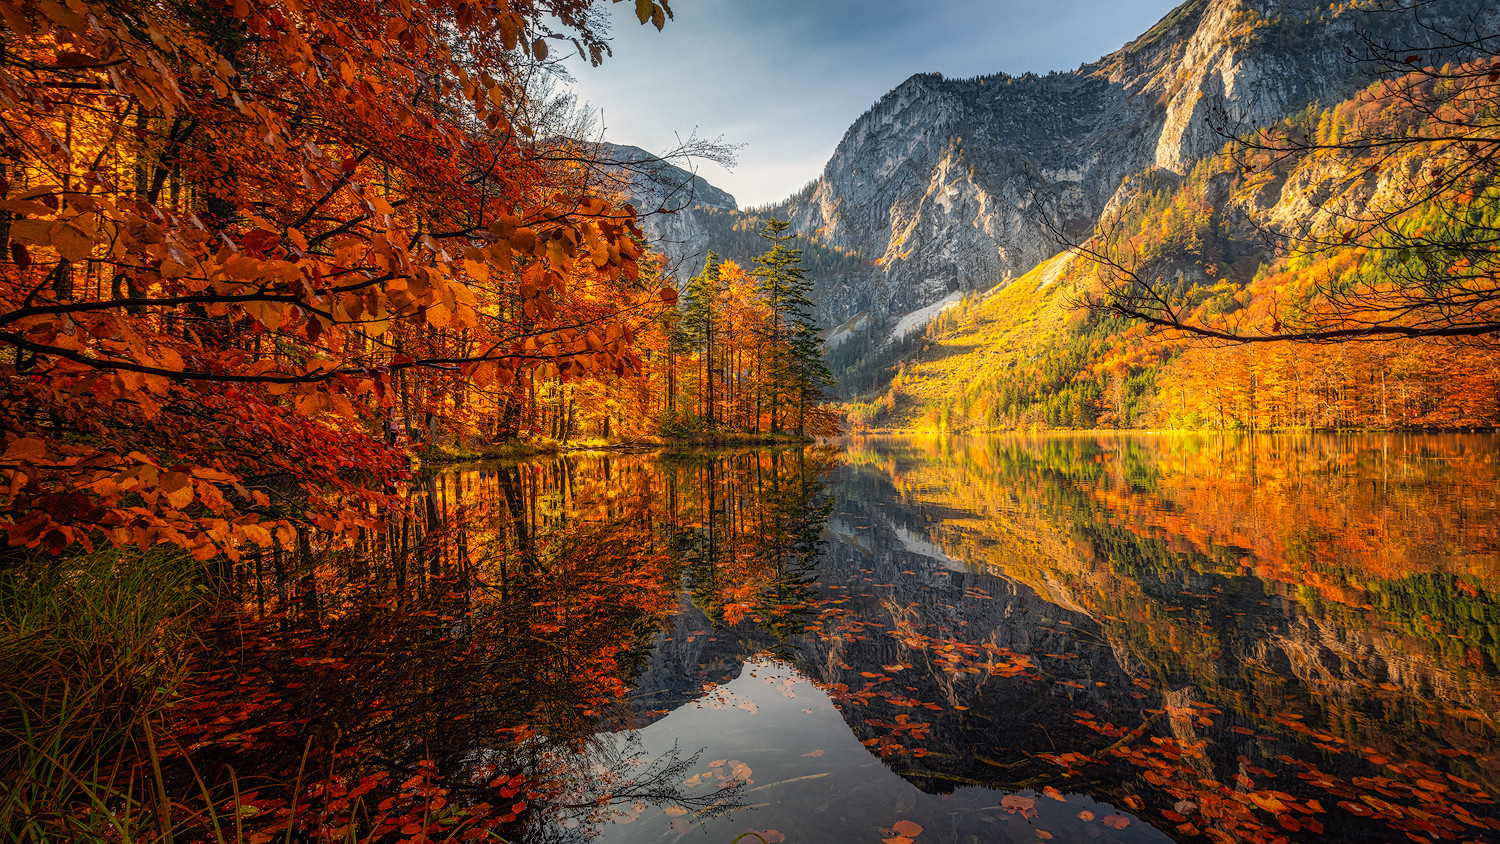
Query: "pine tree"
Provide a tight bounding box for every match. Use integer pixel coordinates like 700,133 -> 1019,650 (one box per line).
788,311 -> 835,436
682,253 -> 722,429
752,219 -> 830,435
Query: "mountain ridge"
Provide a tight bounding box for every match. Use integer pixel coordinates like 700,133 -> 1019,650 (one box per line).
767,0 -> 1497,332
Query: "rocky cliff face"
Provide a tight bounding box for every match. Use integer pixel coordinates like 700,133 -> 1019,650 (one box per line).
765,0 -> 1497,328
596,143 -> 740,279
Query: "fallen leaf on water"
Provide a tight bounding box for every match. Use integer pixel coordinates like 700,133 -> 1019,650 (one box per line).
1102,814 -> 1130,830
1036,831 -> 1053,840
1078,811 -> 1095,822
801,749 -> 825,757
892,819 -> 924,837
1001,795 -> 1035,813
1249,793 -> 1288,814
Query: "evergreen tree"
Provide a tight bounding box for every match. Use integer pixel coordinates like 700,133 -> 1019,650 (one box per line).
752,219 -> 828,434
788,311 -> 836,436
681,253 -> 722,428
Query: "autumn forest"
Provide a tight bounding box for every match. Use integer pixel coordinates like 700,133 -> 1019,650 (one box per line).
2,0 -> 1499,843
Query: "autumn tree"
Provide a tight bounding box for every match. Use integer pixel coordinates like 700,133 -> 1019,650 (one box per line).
0,0 -> 681,558
1078,17 -> 1500,343
680,252 -> 724,427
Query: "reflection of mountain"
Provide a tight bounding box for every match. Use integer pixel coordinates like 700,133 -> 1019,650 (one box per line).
435,443 -> 1498,843
840,435 -> 1500,786
787,503 -> 1156,791
620,595 -> 774,729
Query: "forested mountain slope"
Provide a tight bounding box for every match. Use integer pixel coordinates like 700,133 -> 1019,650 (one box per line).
846,74 -> 1500,431
770,0 -> 1497,335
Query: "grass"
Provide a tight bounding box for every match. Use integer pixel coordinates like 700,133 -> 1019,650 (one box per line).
0,547 -> 205,841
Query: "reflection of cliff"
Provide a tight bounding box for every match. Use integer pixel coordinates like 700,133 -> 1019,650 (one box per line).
840,435 -> 1500,781
787,503 -> 1157,792
619,595 -> 774,730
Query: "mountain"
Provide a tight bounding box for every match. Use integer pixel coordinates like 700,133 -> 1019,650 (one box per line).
614,0 -> 1498,417
841,57 -> 1500,431
598,143 -> 738,279
604,144 -> 879,294
760,0 -> 1496,336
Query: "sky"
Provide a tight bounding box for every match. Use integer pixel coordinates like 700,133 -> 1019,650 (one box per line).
559,0 -> 1182,208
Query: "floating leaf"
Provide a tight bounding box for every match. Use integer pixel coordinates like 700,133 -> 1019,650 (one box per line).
1001,795 -> 1035,812
892,820 -> 923,837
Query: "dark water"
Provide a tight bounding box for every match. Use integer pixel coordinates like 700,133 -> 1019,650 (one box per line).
209,434 -> 1500,844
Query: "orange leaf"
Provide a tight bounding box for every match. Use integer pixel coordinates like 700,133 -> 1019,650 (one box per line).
1102,814 -> 1130,830
892,819 -> 923,837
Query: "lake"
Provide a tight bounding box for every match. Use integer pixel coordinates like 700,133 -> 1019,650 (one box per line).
202,433 -> 1500,844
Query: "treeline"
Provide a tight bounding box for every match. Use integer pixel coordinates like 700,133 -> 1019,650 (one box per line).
647,221 -> 837,439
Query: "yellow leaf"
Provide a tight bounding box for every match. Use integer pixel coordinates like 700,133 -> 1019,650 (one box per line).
0,199 -> 55,215
463,257 -> 490,282
161,473 -> 195,509
242,523 -> 273,547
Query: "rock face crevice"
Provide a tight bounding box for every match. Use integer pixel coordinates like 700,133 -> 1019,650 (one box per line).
753,0 -> 1499,328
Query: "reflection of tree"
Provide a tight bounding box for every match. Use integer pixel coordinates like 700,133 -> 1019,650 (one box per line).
479,738 -> 739,844
833,435 -> 1499,842
183,447 -> 842,841
853,433 -> 1499,731
663,449 -> 834,633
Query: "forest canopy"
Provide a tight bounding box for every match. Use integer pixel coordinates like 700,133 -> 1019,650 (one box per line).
0,0 -> 743,559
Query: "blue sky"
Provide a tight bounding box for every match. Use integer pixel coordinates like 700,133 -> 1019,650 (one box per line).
561,0 -> 1181,208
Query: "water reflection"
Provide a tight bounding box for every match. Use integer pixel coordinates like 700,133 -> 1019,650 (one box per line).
192,435 -> 1499,844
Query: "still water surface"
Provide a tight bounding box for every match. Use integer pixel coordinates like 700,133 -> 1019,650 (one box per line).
214,433 -> 1500,844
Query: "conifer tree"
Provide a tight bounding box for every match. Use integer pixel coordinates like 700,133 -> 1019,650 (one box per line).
682,253 -> 722,428
789,308 -> 836,436
752,220 -> 825,433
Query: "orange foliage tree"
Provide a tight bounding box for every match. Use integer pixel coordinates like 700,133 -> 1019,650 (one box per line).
0,0 -> 679,557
